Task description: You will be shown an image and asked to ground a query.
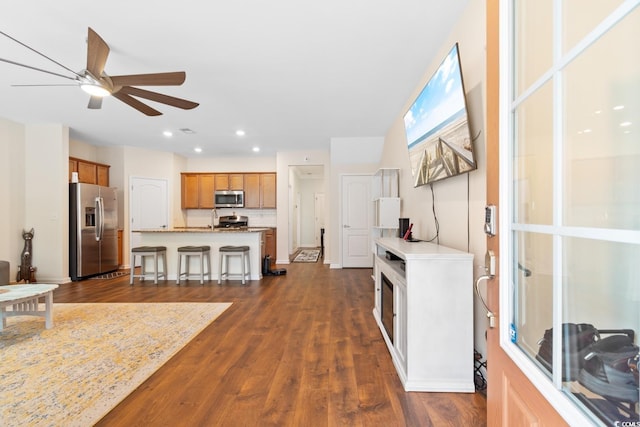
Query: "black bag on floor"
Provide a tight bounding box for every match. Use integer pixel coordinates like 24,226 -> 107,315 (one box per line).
536,323 -> 599,381
578,333 -> 639,403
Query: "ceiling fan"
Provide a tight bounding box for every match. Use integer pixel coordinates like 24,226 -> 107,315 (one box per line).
0,27 -> 199,116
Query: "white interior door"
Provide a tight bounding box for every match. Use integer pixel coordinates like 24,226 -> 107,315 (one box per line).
341,175 -> 372,268
129,177 -> 168,253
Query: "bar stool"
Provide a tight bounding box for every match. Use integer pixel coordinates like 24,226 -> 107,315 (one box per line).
130,246 -> 167,285
218,245 -> 251,285
176,245 -> 211,285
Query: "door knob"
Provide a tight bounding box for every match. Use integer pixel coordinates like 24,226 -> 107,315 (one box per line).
343,224 -> 351,228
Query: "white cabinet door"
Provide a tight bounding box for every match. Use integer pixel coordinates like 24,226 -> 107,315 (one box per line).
394,280 -> 407,370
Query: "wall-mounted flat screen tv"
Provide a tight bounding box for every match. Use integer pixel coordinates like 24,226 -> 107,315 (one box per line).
403,43 -> 476,187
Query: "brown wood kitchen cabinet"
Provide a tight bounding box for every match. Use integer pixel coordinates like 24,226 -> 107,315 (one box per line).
181,173 -> 215,209
198,174 -> 215,208
244,173 -> 276,209
214,174 -> 244,191
181,171 -> 276,209
264,228 -> 276,268
69,157 -> 110,186
96,165 -> 109,186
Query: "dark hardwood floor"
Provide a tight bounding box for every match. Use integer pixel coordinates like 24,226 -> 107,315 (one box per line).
53,261 -> 486,426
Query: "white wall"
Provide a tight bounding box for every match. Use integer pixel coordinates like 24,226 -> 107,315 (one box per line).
0,122 -> 70,282
69,138 -> 98,162
0,118 -> 26,280
24,125 -> 69,282
186,156 -> 276,172
377,1 -> 488,357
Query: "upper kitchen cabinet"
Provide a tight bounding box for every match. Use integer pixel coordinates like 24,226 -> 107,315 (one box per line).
199,174 -> 215,208
245,173 -> 276,209
215,174 -> 244,191
181,172 -> 276,209
69,157 -> 110,187
181,173 -> 215,209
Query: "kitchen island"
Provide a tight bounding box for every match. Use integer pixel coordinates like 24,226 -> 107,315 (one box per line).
132,227 -> 270,282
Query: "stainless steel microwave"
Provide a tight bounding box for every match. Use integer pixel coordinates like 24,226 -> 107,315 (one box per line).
214,190 -> 244,208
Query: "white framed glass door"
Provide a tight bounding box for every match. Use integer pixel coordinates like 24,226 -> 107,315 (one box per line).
500,1 -> 640,424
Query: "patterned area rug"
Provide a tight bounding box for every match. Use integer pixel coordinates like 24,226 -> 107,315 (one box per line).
293,249 -> 321,263
0,302 -> 231,426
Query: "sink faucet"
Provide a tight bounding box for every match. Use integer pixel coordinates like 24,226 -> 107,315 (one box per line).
211,208 -> 218,228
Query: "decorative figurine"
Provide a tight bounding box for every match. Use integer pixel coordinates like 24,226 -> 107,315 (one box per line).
16,228 -> 37,283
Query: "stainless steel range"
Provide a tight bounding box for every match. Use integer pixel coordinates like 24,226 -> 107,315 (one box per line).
214,215 -> 249,229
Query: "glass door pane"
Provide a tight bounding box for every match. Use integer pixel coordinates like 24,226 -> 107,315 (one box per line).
563,7 -> 640,230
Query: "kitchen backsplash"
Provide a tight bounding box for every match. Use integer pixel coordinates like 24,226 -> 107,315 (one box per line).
183,208 -> 277,228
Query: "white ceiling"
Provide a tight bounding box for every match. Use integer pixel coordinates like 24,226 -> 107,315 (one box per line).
0,0 -> 469,158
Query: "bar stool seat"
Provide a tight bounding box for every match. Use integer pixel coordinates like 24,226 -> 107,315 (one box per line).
177,245 -> 211,285
218,245 -> 251,285
130,246 -> 167,285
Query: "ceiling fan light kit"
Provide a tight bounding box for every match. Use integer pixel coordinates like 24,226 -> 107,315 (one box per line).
1,27 -> 198,116
80,83 -> 110,97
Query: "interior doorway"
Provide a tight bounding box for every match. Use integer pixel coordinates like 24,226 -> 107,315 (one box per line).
288,165 -> 325,257
314,193 -> 325,250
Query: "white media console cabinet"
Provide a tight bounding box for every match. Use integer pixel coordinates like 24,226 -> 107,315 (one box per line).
373,237 -> 474,392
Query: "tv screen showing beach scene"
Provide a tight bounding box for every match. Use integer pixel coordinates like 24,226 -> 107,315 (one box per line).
403,43 -> 476,187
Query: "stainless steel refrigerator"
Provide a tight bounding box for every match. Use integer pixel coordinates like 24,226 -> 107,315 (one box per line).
69,183 -> 119,281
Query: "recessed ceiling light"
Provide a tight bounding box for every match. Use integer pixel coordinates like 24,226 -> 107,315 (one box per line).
194,147 -> 202,153
252,147 -> 260,152
613,105 -> 625,110
163,130 -> 173,137
236,130 -> 246,137
620,121 -> 632,127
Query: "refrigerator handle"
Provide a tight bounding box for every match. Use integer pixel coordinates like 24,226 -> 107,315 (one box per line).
96,197 -> 104,241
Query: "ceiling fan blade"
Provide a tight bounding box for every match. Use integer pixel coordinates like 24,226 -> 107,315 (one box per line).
86,28 -> 110,78
11,84 -> 78,87
110,72 -> 186,87
112,92 -> 162,116
0,31 -> 80,77
0,57 -> 76,81
88,96 -> 102,109
119,86 -> 199,110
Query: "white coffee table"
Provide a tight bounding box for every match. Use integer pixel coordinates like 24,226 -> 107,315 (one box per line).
0,284 -> 59,330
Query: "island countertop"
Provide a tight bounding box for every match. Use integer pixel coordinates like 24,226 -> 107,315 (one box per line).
131,227 -> 270,281
132,227 -> 272,233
